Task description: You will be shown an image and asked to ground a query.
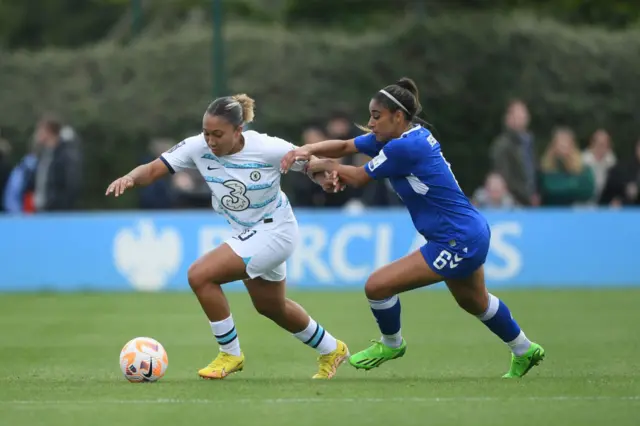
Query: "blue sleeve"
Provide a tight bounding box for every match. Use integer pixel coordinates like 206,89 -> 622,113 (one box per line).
363,139 -> 409,179
353,133 -> 379,157
3,166 -> 25,213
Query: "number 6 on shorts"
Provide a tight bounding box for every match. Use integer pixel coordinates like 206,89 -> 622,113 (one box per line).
433,249 -> 464,270
433,250 -> 452,270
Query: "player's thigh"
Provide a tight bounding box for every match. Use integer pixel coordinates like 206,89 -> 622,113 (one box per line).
444,265 -> 489,315
230,222 -> 297,281
430,229 -> 491,314
366,250 -> 444,300
187,243 -> 249,289
243,277 -> 286,315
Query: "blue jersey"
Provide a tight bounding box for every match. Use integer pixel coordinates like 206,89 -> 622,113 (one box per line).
355,125 -> 487,246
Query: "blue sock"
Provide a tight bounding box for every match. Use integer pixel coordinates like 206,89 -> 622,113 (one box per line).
369,295 -> 403,348
477,293 -> 531,356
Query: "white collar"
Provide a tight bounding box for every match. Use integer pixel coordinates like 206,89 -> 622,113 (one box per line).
401,125 -> 422,138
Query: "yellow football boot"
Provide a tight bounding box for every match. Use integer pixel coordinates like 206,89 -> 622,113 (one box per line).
198,351 -> 244,379
312,340 -> 349,379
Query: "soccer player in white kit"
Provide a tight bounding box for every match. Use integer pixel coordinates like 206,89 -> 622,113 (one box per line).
106,94 -> 349,379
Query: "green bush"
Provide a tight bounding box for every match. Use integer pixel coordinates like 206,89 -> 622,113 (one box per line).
1,13 -> 639,209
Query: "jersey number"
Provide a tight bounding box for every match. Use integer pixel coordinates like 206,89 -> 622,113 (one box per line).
441,152 -> 461,190
221,180 -> 250,211
433,250 -> 463,270
237,230 -> 257,241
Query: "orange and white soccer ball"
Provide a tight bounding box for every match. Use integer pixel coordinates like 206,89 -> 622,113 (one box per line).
119,337 -> 168,382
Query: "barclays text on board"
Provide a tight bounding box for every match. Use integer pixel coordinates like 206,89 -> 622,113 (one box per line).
1,209 -> 638,291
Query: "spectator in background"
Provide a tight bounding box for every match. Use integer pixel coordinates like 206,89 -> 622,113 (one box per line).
490,100 -> 539,206
326,111 -> 360,142
288,125 -> 350,207
582,129 -> 616,205
171,167 -> 212,209
33,114 -> 82,211
539,127 -> 594,206
325,111 -> 364,170
472,172 -> 516,209
138,138 -> 211,209
138,139 -> 174,209
324,112 -> 399,208
0,137 -> 11,211
600,138 -> 640,206
3,138 -> 39,214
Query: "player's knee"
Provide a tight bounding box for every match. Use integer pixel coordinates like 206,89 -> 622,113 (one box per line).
187,262 -> 209,292
364,275 -> 391,300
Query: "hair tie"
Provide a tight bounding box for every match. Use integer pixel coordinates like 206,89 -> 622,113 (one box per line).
379,90 -> 410,114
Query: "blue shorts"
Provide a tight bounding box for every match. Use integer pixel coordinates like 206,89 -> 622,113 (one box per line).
419,224 -> 491,280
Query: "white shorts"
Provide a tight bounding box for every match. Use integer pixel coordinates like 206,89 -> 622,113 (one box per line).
225,217 -> 298,282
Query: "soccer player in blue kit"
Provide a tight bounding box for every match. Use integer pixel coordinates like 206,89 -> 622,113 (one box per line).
281,78 -> 545,378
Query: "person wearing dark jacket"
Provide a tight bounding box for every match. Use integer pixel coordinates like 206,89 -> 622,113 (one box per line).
33,115 -> 82,211
0,138 -> 11,211
490,100 -> 539,206
600,138 -> 640,206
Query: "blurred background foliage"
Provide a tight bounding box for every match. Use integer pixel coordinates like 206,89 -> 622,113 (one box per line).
1,0 -> 639,50
1,0 -> 639,209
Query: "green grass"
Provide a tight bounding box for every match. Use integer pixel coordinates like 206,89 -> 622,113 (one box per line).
1,289 -> 639,425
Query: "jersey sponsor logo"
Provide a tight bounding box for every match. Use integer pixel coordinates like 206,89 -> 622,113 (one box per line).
166,140 -> 185,153
221,180 -> 250,211
427,133 -> 438,147
368,150 -> 388,171
250,171 -> 261,182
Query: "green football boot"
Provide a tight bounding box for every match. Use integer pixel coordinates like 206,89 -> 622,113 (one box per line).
502,342 -> 546,378
349,339 -> 407,370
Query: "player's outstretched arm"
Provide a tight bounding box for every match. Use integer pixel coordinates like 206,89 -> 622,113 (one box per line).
105,158 -> 169,197
308,159 -> 371,189
280,139 -> 358,173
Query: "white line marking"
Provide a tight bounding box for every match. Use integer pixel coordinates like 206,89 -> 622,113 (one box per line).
1,396 -> 639,405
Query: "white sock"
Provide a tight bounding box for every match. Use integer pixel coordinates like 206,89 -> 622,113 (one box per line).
507,331 -> 532,356
210,315 -> 241,356
381,331 -> 403,349
293,317 -> 338,355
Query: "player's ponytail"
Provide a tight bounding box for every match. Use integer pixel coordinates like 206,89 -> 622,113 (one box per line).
205,94 -> 255,128
231,93 -> 255,125
395,77 -> 422,116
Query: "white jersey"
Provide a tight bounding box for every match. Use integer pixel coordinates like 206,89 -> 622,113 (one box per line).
160,130 -> 305,231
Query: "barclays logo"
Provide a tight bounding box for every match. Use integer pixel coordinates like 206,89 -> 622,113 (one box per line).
113,220 -> 183,291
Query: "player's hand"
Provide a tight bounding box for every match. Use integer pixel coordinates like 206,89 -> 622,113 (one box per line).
105,175 -> 135,197
324,170 -> 346,193
280,146 -> 312,174
317,171 -> 345,193
307,158 -> 336,174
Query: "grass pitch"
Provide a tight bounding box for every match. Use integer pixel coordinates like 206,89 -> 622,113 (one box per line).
1,289 -> 639,425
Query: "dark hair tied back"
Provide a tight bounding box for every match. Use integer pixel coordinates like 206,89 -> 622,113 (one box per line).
374,77 -> 423,122
205,94 -> 255,128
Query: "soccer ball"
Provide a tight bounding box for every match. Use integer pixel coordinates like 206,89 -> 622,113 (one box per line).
119,337 -> 168,382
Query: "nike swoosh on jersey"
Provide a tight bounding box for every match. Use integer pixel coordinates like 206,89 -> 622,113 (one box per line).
207,166 -> 219,170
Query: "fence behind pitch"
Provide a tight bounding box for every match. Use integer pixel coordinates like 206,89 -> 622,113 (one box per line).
1,209 -> 638,291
